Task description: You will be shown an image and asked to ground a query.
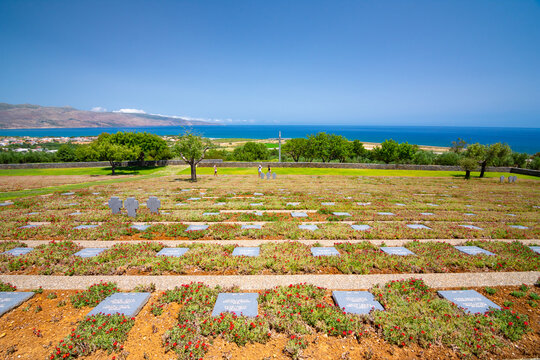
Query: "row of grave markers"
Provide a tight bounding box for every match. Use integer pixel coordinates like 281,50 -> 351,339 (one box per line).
500,175 -> 518,183
0,287 -> 502,319
4,245 -> 540,258
108,196 -> 162,217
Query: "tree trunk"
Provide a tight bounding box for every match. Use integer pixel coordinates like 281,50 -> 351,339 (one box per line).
465,170 -> 470,179
110,161 -> 116,175
190,163 -> 197,182
479,161 -> 487,178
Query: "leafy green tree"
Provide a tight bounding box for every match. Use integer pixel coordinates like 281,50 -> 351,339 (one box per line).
373,139 -> 399,164
510,152 -> 528,168
465,142 -> 512,178
174,132 -> 212,181
459,157 -> 478,180
95,141 -> 139,175
435,151 -> 461,166
232,142 -> 269,161
413,150 -> 436,165
309,133 -> 332,162
282,138 -> 307,162
396,142 -> 418,163
106,132 -> 171,162
328,134 -> 350,162
350,140 -> 368,160
450,138 -> 467,154
74,144 -> 99,162
56,143 -> 78,162
529,154 -> 540,170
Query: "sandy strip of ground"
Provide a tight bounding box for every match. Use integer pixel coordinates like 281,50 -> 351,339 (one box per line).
2,271 -> 538,290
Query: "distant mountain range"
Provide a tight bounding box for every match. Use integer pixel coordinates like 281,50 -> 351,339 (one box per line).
0,103 -> 215,129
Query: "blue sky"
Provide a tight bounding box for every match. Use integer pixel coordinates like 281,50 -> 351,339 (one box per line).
1,0 -> 539,127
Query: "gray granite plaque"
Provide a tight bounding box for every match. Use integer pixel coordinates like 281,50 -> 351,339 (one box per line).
455,246 -> 495,256
61,192 -> 75,196
321,202 -> 335,206
0,292 -> 34,316
125,197 -> 139,218
203,212 -> 220,216
254,211 -> 263,216
286,202 -> 300,206
299,224 -> 318,231
87,292 -> 151,317
74,225 -> 98,230
74,248 -> 106,258
108,197 -> 123,214
68,202 -> 79,206
311,247 -> 340,256
156,248 -> 189,257
500,175 -> 505,183
187,197 -> 200,201
530,246 -> 540,254
19,224 -> 41,229
175,202 -> 186,206
254,192 -> 263,196
2,247 -> 33,256
505,214 -> 516,217
250,203 -> 263,206
509,225 -> 528,229
291,212 -> 308,218
407,224 -> 431,230
438,290 -> 500,314
186,224 -> 209,231
69,212 -> 82,216
459,225 -> 483,230
395,203 -> 406,207
426,203 -> 439,207
378,212 -> 395,216
464,213 -> 476,216
232,247 -> 260,257
214,202 -> 226,206
381,247 -> 416,256
351,224 -> 371,231
357,202 -> 371,206
260,173 -> 265,179
266,172 -> 271,179
272,172 -> 276,179
332,291 -> 384,314
131,224 -> 150,231
241,224 -> 262,230
212,293 -> 258,317
0,202 -> 13,207
333,212 -> 351,217
420,212 -> 434,216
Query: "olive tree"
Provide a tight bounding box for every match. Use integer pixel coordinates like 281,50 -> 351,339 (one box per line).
174,132 -> 212,182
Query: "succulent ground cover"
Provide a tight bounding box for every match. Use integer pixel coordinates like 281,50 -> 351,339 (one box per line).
0,280 -> 537,359
0,240 -> 538,275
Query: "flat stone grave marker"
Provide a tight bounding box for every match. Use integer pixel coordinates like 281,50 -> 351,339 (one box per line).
395,203 -> 406,206
69,212 -> 82,216
426,203 -> 439,207
176,202 -> 186,206
250,203 -> 263,206
241,224 -> 262,230
286,202 -> 300,206
505,214 -> 516,217
464,213 -> 476,216
186,224 -> 209,231
455,246 -> 495,256
156,248 -> 189,257
212,293 -> 259,317
254,211 -> 263,216
74,248 -> 107,258
254,192 -> 264,196
0,292 -> 34,316
0,202 -> 13,207
19,224 -> 41,229
272,172 -> 276,179
232,247 -> 260,257
214,202 -> 226,206
420,212 -> 434,216
147,197 -> 161,214
458,224 -> 483,230
87,292 -> 151,317
378,212 -> 395,216
381,247 -> 416,256
74,225 -> 99,230
311,247 -> 340,256
299,224 -> 318,231
509,225 -> 528,229
108,197 -> 123,214
203,212 -> 220,216
438,290 -> 500,314
321,202 -> 335,206
68,202 -> 79,206
357,202 -> 371,206
181,189 -> 191,192
351,224 -> 371,231
333,212 -> 351,217
465,205 -> 473,207
332,291 -> 384,314
260,173 -> 265,179
92,192 -> 100,195
407,224 -> 431,230
2,247 -> 33,256
529,246 -> 540,254
61,192 -> 75,196
187,197 -> 200,201
125,197 -> 139,218
500,175 -> 505,183
291,212 -> 308,218
131,224 -> 150,231
27,212 -> 39,215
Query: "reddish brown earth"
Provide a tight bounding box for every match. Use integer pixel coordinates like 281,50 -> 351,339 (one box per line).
0,286 -> 538,359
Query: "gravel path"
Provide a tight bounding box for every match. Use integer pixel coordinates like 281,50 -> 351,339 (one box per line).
18,238 -> 540,247
2,271 -> 538,290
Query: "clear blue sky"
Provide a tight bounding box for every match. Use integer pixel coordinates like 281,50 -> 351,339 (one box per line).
1,0 -> 539,126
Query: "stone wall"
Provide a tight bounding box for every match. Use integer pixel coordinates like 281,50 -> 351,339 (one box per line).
0,158 -> 221,169
510,168 -> 540,177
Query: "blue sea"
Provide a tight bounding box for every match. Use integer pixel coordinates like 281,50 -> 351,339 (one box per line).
0,125 -> 538,154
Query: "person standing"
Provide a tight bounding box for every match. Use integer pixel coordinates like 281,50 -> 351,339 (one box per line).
214,164 -> 218,177
258,164 -> 262,177
267,165 -> 271,174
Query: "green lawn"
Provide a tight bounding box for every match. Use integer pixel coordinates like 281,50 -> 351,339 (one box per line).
0,166 -> 164,176
181,166 -> 539,179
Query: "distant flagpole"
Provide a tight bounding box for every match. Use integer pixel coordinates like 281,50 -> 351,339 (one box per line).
278,131 -> 281,162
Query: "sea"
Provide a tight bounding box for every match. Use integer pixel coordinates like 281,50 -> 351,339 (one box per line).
0,125 -> 538,154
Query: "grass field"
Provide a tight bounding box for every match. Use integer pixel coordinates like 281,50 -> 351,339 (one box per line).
0,166 -> 164,176
182,166 -> 539,179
